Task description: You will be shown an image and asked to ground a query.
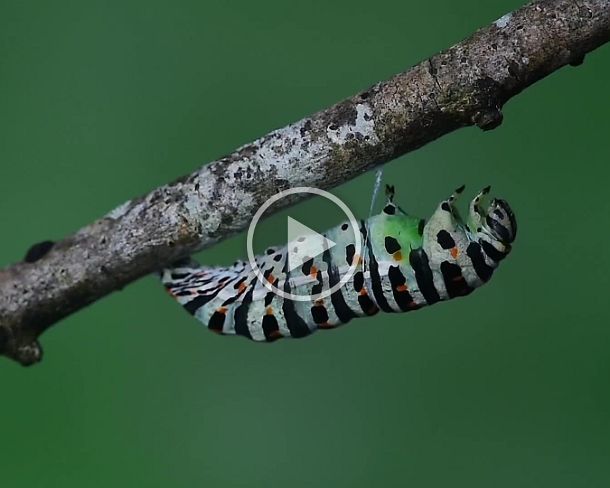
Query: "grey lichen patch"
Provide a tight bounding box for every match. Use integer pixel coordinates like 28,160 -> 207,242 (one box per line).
326,103 -> 379,145
183,178 -> 204,220
105,200 -> 133,220
495,13 -> 513,28
219,120 -> 325,195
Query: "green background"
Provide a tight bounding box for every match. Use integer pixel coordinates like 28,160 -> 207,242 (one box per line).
1,0 -> 609,486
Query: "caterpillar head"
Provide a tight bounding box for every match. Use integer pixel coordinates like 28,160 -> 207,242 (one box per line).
468,187 -> 517,247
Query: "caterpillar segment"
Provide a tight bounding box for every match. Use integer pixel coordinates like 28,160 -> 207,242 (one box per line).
161,186 -> 516,341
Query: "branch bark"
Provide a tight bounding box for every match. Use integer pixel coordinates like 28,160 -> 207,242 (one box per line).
1,0 -> 609,366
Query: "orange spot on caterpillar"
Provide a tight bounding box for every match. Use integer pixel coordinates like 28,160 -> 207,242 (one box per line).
450,247 -> 459,259
314,299 -> 324,306
266,307 -> 273,315
358,289 -> 368,296
396,284 -> 408,292
352,253 -> 362,265
310,265 -> 318,278
269,330 -> 283,340
238,282 -> 247,293
393,251 -> 402,261
266,273 -> 275,283
217,307 -> 228,314
318,322 -> 335,329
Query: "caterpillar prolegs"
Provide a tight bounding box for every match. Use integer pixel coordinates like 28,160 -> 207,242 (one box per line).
161,185 -> 516,341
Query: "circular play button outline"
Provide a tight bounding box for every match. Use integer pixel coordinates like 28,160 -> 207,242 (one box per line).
246,187 -> 362,302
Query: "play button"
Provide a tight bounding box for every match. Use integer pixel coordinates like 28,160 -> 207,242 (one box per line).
286,216 -> 337,272
246,187 -> 362,302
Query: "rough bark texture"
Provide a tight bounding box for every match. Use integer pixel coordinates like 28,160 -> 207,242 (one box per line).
1,0 -> 609,366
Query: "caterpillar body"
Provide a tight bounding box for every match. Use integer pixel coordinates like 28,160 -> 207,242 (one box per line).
161,185 -> 516,341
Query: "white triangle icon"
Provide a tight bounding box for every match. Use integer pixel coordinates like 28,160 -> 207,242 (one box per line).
286,216 -> 336,273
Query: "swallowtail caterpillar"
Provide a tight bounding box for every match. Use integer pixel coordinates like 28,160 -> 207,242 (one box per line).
161,185 -> 516,341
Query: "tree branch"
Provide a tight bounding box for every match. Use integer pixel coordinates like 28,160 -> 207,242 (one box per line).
1,0 -> 609,366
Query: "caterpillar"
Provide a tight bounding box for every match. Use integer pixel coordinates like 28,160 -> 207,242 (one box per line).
161,185 -> 516,341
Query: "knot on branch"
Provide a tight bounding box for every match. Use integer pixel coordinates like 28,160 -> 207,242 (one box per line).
473,107 -> 504,131
0,327 -> 43,366
471,77 -> 506,131
24,240 -> 55,263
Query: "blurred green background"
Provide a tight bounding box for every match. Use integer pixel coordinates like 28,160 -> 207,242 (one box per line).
1,0 -> 609,486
